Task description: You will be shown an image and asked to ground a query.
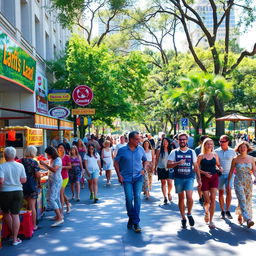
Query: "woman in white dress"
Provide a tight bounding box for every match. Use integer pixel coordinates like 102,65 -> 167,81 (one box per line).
101,140 -> 114,185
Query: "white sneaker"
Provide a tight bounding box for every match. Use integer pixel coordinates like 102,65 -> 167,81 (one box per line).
13,238 -> 22,246
51,219 -> 64,227
106,181 -> 111,186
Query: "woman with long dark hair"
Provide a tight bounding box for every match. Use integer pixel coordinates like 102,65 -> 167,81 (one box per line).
142,140 -> 155,199
84,144 -> 102,202
57,143 -> 72,214
155,138 -> 173,204
40,146 -> 63,227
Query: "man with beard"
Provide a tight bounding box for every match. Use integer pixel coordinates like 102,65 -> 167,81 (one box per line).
167,133 -> 201,228
114,131 -> 147,233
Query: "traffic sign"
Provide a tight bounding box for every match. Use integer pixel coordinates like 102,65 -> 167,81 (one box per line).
181,118 -> 189,127
71,108 -> 95,115
72,85 -> 93,106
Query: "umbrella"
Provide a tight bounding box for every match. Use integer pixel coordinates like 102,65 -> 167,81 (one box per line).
216,113 -> 256,136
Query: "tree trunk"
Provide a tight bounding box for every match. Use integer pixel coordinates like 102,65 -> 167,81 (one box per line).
213,97 -> 225,136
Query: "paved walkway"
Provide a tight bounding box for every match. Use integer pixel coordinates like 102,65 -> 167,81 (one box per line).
1,174 -> 256,256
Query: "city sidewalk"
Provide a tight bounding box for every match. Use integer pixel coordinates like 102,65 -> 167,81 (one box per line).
1,174 -> 256,256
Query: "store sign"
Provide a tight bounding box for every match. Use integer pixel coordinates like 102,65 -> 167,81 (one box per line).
59,120 -> 73,130
35,71 -> 48,114
48,89 -> 71,103
27,129 -> 43,146
71,108 -> 95,115
49,107 -> 70,118
72,85 -> 93,106
0,27 -> 36,93
34,114 -> 58,130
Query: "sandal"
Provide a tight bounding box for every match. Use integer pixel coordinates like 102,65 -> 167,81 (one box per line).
209,222 -> 216,229
247,220 -> 254,228
238,215 -> 243,225
204,212 -> 210,223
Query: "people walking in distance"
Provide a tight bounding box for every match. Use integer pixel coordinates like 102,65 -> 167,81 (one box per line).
187,133 -> 194,149
197,138 -> 223,229
167,133 -> 201,229
77,139 -> 87,189
147,133 -> 156,150
228,141 -> 256,228
155,138 -> 173,204
69,146 -> 83,201
57,143 -> 72,214
114,131 -> 147,233
114,135 -> 127,156
101,140 -> 114,185
142,140 -> 155,199
40,146 -> 63,227
84,144 -> 102,203
215,135 -> 236,219
195,135 -> 208,205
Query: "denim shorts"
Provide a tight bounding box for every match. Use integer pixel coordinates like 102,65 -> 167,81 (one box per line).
174,178 -> 194,193
85,170 -> 100,180
218,173 -> 234,190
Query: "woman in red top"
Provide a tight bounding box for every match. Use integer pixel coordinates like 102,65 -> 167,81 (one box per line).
57,143 -> 72,213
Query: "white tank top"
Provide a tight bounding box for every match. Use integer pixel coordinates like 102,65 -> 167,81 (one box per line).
145,150 -> 152,162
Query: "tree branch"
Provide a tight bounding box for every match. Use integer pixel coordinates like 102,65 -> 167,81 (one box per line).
226,43 -> 256,74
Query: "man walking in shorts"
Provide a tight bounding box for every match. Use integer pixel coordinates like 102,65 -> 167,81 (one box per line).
114,131 -> 147,233
167,133 -> 201,228
215,135 -> 236,219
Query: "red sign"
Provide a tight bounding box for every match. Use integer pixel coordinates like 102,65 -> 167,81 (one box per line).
0,133 -> 6,147
72,85 -> 93,106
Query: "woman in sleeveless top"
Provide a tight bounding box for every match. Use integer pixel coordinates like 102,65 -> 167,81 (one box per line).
228,141 -> 256,228
101,140 -> 114,185
142,140 -> 155,199
197,138 -> 223,229
155,138 -> 173,204
69,146 -> 84,201
77,139 -> 87,189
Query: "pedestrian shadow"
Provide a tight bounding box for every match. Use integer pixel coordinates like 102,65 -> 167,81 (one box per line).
177,227 -> 211,245
158,202 -> 179,212
122,229 -> 153,248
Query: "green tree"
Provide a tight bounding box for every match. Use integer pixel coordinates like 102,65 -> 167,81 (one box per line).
51,0 -> 132,46
147,0 -> 256,135
164,73 -> 232,135
48,34 -> 149,133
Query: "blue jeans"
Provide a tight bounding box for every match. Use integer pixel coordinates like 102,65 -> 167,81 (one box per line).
123,176 -> 143,225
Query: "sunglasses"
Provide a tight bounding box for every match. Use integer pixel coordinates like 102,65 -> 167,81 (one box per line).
179,139 -> 187,141
219,140 -> 228,143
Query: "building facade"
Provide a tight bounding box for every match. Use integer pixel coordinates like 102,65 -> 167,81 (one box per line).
0,0 -> 73,158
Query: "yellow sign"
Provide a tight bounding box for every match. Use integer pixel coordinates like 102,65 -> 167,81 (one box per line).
72,108 -> 95,115
27,129 -> 43,146
48,92 -> 71,102
34,114 -> 58,130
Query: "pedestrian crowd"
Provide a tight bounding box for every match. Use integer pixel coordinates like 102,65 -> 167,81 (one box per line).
0,131 -> 256,246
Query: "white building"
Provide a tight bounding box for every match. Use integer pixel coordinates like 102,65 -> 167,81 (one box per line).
0,0 -> 73,156
189,0 -> 237,47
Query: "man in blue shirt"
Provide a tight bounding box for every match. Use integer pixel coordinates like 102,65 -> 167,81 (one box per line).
114,131 -> 147,233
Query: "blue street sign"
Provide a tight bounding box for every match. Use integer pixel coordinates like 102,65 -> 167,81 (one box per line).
87,117 -> 92,125
181,118 -> 188,127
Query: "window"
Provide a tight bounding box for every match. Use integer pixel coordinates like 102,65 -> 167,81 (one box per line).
45,32 -> 51,60
20,0 -> 31,43
1,0 -> 16,26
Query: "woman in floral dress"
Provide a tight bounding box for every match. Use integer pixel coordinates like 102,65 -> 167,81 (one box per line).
228,141 -> 256,228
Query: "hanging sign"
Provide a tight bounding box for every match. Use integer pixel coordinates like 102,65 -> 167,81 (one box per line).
71,108 -> 95,115
72,85 -> 93,106
49,107 -> 70,118
48,89 -> 71,103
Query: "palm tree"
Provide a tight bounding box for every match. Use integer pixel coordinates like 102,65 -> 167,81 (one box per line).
164,73 -> 232,135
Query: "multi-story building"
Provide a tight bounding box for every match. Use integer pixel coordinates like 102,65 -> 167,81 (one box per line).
0,0 -> 73,157
189,0 -> 237,47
